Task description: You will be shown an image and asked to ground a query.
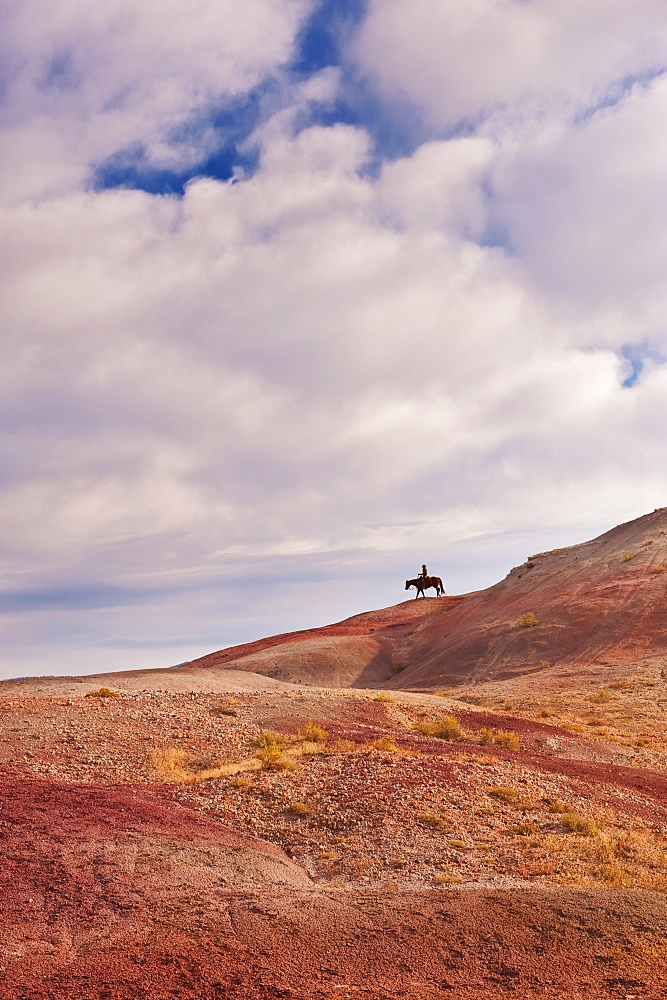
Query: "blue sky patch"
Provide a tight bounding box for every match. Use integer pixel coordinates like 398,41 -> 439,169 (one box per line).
620,341 -> 666,388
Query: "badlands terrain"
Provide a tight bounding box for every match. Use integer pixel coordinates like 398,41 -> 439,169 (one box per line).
4,509 -> 667,997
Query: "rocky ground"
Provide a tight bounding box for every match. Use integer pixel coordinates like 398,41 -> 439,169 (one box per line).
3,680 -> 667,998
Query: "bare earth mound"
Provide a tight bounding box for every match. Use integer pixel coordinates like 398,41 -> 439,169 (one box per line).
127,508 -> 667,698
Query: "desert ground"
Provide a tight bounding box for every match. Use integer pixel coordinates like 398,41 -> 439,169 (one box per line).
4,510 -> 667,998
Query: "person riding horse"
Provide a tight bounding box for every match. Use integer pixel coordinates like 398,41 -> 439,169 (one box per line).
405,566 -> 445,598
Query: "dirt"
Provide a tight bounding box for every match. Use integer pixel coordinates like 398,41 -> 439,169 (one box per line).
6,510 -> 667,996
3,685 -> 667,997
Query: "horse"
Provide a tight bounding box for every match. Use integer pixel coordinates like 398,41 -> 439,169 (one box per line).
405,576 -> 445,598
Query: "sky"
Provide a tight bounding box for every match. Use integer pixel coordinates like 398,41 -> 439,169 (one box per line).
4,0 -> 667,680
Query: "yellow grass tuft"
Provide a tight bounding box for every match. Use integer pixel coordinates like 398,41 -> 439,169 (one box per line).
518,612 -> 540,627
327,738 -> 356,754
413,715 -> 465,741
85,687 -> 119,698
255,730 -> 288,749
489,786 -> 518,802
366,737 -> 401,753
298,721 -> 329,742
285,801 -> 314,817
150,747 -> 241,783
256,747 -> 296,771
478,727 -> 520,750
417,813 -> 445,828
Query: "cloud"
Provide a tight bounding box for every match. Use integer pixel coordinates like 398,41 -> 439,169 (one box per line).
491,74 -> 667,325
352,0 -> 667,134
4,1 -> 667,678
0,0 -> 313,202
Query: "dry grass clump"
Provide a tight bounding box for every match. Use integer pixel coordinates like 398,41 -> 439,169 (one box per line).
327,738 -> 356,754
209,700 -> 239,717
560,810 -> 597,836
256,747 -> 296,771
488,786 -> 519,802
622,551 -> 635,562
366,737 -> 401,753
417,813 -> 445,828
434,873 -> 463,885
373,693 -> 395,703
299,721 -> 329,742
413,715 -> 465,741
524,817 -> 667,890
509,822 -> 539,836
255,730 -> 288,749
285,801 -> 314,818
150,748 -> 231,783
85,687 -> 119,698
229,774 -> 252,789
518,612 -> 540,627
651,565 -> 666,573
589,687 -> 614,704
478,727 -> 520,750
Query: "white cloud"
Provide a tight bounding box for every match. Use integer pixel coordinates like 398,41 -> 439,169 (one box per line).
353,0 -> 667,133
491,74 -> 667,326
4,2 -> 667,678
0,0 -> 312,202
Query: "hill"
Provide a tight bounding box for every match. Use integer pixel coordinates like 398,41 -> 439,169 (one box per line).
178,508 -> 667,694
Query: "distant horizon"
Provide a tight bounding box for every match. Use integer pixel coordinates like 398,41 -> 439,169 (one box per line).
0,505 -> 650,681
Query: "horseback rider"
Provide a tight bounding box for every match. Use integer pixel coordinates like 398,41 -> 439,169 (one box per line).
420,564 -> 428,580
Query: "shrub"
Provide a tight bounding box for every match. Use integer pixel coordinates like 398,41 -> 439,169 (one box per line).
413,715 -> 464,741
434,873 -> 463,885
651,565 -> 666,573
229,774 -> 252,789
561,810 -> 596,836
209,702 -> 238,717
417,813 -> 445,828
150,748 -> 227,783
367,737 -> 400,752
255,730 -> 287,749
494,728 -> 521,750
518,612 -> 539,627
85,687 -> 119,698
299,721 -> 329,742
509,823 -> 538,836
285,801 -> 314,817
373,693 -> 395,703
327,738 -> 356,754
489,786 -> 518,802
622,552 -> 635,562
256,747 -> 296,771
478,727 -> 520,750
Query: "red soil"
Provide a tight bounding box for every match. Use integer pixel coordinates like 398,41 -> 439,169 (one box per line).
4,766 -> 667,1000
